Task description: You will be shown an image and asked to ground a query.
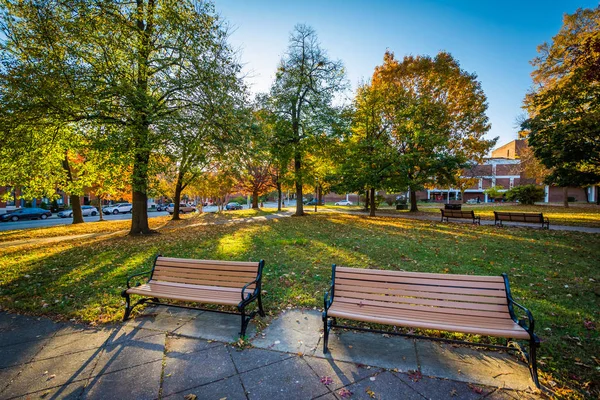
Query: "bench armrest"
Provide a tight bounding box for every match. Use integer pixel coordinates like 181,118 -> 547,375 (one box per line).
126,270 -> 152,289
508,298 -> 535,335
241,278 -> 260,302
324,264 -> 337,312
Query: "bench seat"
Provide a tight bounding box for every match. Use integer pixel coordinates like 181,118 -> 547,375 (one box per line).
122,256 -> 265,337
323,266 -> 540,387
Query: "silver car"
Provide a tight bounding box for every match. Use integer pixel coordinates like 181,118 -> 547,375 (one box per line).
58,205 -> 98,218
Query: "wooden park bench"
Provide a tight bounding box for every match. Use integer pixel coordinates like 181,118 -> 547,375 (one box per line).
122,256 -> 265,337
440,209 -> 481,225
494,211 -> 549,229
322,265 -> 541,388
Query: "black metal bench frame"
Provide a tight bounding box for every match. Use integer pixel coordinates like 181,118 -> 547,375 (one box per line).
121,255 -> 265,337
322,264 -> 541,388
494,212 -> 549,229
440,209 -> 481,225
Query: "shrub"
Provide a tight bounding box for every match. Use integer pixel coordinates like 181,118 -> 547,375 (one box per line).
505,185 -> 545,205
484,185 -> 504,201
231,196 -> 246,204
385,196 -> 395,206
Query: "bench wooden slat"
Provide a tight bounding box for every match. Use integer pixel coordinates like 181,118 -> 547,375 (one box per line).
145,280 -> 246,293
154,266 -> 257,279
336,272 -> 506,289
153,269 -> 256,283
335,282 -> 507,298
327,307 -> 530,339
335,285 -> 508,304
127,283 -> 240,306
329,302 -> 516,328
152,275 -> 255,288
335,290 -> 509,310
158,257 -> 259,267
334,297 -> 511,319
336,266 -> 504,282
155,259 -> 258,273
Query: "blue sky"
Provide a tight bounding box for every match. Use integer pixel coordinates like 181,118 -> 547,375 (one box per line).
216,0 -> 596,148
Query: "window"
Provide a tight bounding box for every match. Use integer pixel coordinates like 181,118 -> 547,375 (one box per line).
478,179 -> 483,190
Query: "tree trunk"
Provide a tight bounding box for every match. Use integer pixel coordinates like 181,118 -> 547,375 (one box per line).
277,182 -> 282,211
369,188 -> 376,217
364,190 -> 370,212
70,195 -> 84,224
129,143 -> 152,234
461,189 -> 466,204
409,189 -> 418,212
98,195 -> 104,221
172,177 -> 183,221
563,186 -> 569,208
294,152 -> 304,216
252,190 -> 259,209
61,154 -> 84,224
318,185 -> 324,205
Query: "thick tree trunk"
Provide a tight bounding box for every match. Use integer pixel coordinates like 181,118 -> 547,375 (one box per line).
409,189 -> 418,212
252,190 -> 259,209
369,188 -> 376,217
461,189 -> 466,204
364,190 -> 370,212
318,185 -> 324,205
70,195 -> 84,224
563,186 -> 569,208
294,152 -> 304,216
277,183 -> 282,211
172,178 -> 183,221
129,144 -> 153,234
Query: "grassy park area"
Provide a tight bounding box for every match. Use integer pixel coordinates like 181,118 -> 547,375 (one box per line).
0,210 -> 598,397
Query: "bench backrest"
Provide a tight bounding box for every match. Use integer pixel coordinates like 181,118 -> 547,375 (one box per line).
494,212 -> 544,223
333,266 -> 510,319
441,209 -> 474,218
150,256 -> 261,289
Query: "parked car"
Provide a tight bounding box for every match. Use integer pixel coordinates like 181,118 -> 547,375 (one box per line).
57,205 -> 98,218
155,204 -> 169,212
305,199 -> 324,206
166,203 -> 197,214
0,207 -> 52,222
334,200 -> 354,206
102,203 -> 132,214
225,202 -> 243,210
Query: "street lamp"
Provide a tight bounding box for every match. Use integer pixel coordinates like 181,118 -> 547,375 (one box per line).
315,178 -> 318,213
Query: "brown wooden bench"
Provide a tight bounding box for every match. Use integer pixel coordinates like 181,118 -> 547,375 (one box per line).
122,256 -> 265,337
494,211 -> 549,229
440,209 -> 480,225
323,265 -> 540,388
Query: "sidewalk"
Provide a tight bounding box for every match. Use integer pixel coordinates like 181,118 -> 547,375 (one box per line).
0,308 -> 543,400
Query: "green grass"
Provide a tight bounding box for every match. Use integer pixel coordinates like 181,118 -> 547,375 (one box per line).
326,202 -> 600,228
0,213 -> 598,397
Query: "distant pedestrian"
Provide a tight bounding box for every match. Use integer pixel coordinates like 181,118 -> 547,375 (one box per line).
476,196 -> 481,204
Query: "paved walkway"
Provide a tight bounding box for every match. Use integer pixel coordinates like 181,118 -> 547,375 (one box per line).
0,308 -> 543,400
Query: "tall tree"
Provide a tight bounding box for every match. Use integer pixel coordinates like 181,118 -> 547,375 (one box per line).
523,6 -> 600,207
269,24 -> 347,216
0,0 -> 240,234
372,51 -> 494,211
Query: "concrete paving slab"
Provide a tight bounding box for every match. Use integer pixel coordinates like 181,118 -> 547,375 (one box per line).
162,375 -> 247,400
174,311 -> 256,343
0,365 -> 23,393
90,332 -> 165,377
162,345 -> 237,397
166,335 -> 221,355
228,346 -> 293,373
11,381 -> 86,400
126,306 -> 201,333
84,360 -> 162,400
314,331 -> 419,373
415,341 -> 535,391
252,309 -> 322,355
394,372 -> 493,399
34,328 -> 113,361
240,356 -> 330,400
101,325 -> 161,347
305,356 -> 382,390
1,347 -> 100,399
0,315 -> 64,346
0,338 -> 48,368
336,371 -> 423,400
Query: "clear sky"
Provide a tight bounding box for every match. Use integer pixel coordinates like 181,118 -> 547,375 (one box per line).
215,0 -> 596,148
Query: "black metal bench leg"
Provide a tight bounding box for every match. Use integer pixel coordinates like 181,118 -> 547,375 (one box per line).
258,293 -> 266,317
122,292 -> 132,321
529,336 -> 541,388
322,312 -> 330,354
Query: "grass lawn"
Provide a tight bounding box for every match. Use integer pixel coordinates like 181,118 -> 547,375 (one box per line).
328,202 -> 600,228
0,212 -> 598,398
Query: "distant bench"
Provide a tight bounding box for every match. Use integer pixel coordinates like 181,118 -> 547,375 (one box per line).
122,256 -> 265,337
494,212 -> 549,229
440,209 -> 480,225
322,265 -> 541,388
